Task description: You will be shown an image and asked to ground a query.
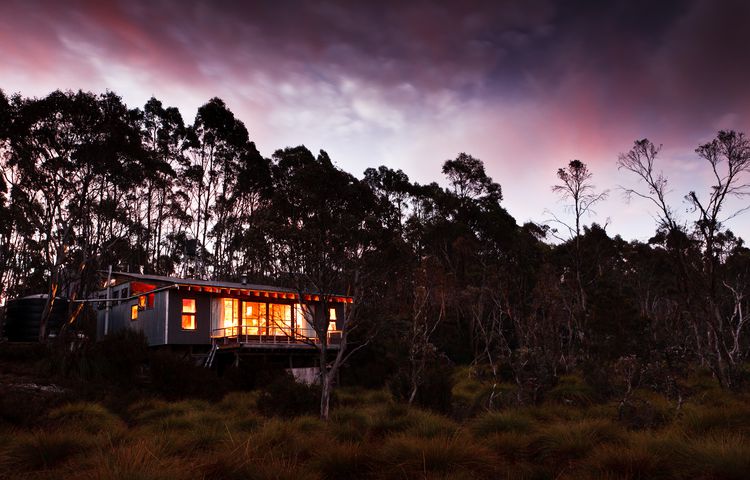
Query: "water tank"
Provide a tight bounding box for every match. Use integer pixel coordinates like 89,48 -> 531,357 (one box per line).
3,295 -> 69,342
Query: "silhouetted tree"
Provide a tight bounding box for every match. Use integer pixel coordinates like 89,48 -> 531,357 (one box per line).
549,160 -> 609,358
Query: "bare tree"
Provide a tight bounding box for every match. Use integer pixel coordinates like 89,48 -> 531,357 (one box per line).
289,272 -> 374,420
617,139 -> 679,231
406,279 -> 445,405
618,131 -> 750,388
467,284 -> 508,409
548,160 -> 609,341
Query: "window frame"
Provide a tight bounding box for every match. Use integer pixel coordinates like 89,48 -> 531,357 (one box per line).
181,298 -> 197,331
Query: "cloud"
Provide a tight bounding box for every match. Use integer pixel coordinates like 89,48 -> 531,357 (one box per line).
1,0 -> 749,240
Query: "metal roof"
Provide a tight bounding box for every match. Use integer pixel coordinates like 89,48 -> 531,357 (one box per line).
109,271 -> 297,293
107,272 -> 353,300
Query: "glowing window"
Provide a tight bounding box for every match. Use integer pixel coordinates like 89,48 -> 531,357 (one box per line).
220,298 -> 240,336
268,303 -> 292,336
328,307 -> 340,331
242,301 -> 266,335
131,305 -> 138,321
182,298 -> 196,330
295,304 -> 314,338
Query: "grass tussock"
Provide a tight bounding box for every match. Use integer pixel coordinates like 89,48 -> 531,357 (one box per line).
546,375 -> 597,406
375,433 -> 498,479
80,439 -> 194,480
470,411 -> 534,438
684,434 -> 750,480
48,402 -> 126,435
530,418 -> 624,463
678,401 -> 750,435
4,376 -> 750,480
2,428 -> 95,472
586,443 -> 674,480
310,442 -> 367,480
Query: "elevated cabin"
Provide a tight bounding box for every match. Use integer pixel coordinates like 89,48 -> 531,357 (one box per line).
95,272 -> 351,352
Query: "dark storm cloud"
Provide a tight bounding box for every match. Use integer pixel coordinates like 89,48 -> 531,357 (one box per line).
1,0 -> 749,239
4,0 -> 747,122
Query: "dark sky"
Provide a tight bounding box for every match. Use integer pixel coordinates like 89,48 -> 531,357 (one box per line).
2,0 -> 749,239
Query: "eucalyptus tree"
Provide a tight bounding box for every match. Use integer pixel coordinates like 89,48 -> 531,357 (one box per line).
7,90 -> 145,340
0,89 -> 13,301
138,97 -> 189,273
363,165 -> 412,232
551,160 -> 609,314
183,98 -> 247,278
267,146 -> 384,419
618,131 -> 750,388
216,136 -> 271,280
546,160 -> 609,363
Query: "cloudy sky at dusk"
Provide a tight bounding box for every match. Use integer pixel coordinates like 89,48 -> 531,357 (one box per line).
2,0 -> 749,240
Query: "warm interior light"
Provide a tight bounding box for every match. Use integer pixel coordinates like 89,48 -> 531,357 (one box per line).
181,298 -> 196,330
241,301 -> 266,335
268,303 -> 292,336
222,298 -> 239,330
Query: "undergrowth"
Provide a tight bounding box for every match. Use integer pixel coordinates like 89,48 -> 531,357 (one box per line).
1,373 -> 749,479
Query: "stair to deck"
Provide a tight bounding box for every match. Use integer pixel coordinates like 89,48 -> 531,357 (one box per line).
204,343 -> 218,368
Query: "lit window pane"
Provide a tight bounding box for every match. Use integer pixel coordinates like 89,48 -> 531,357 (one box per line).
131,305 -> 138,321
269,303 -> 292,335
182,299 -> 196,330
182,314 -> 195,330
182,299 -> 196,313
242,301 -> 266,334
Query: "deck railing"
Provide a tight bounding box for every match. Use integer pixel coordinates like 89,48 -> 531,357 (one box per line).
210,326 -> 342,346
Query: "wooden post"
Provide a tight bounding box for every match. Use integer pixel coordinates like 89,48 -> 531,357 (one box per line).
103,265 -> 113,336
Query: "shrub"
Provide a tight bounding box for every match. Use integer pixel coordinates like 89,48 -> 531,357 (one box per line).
256,372 -> 321,417
329,407 -> 370,442
546,375 -> 596,406
452,367 -> 521,416
48,402 -> 125,435
388,356 -> 455,414
0,342 -> 49,362
617,390 -> 674,430
407,410 -> 458,439
452,366 -> 487,409
74,329 -> 149,385
0,388 -> 70,427
219,391 -> 259,413
127,398 -> 193,424
470,411 -> 535,438
368,402 -> 418,437
219,392 -> 263,432
149,350 -> 226,400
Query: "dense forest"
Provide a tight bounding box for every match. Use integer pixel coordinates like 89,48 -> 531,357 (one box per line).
1,88 -> 749,405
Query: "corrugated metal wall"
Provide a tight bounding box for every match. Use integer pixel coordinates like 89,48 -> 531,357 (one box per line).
96,285 -> 171,346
